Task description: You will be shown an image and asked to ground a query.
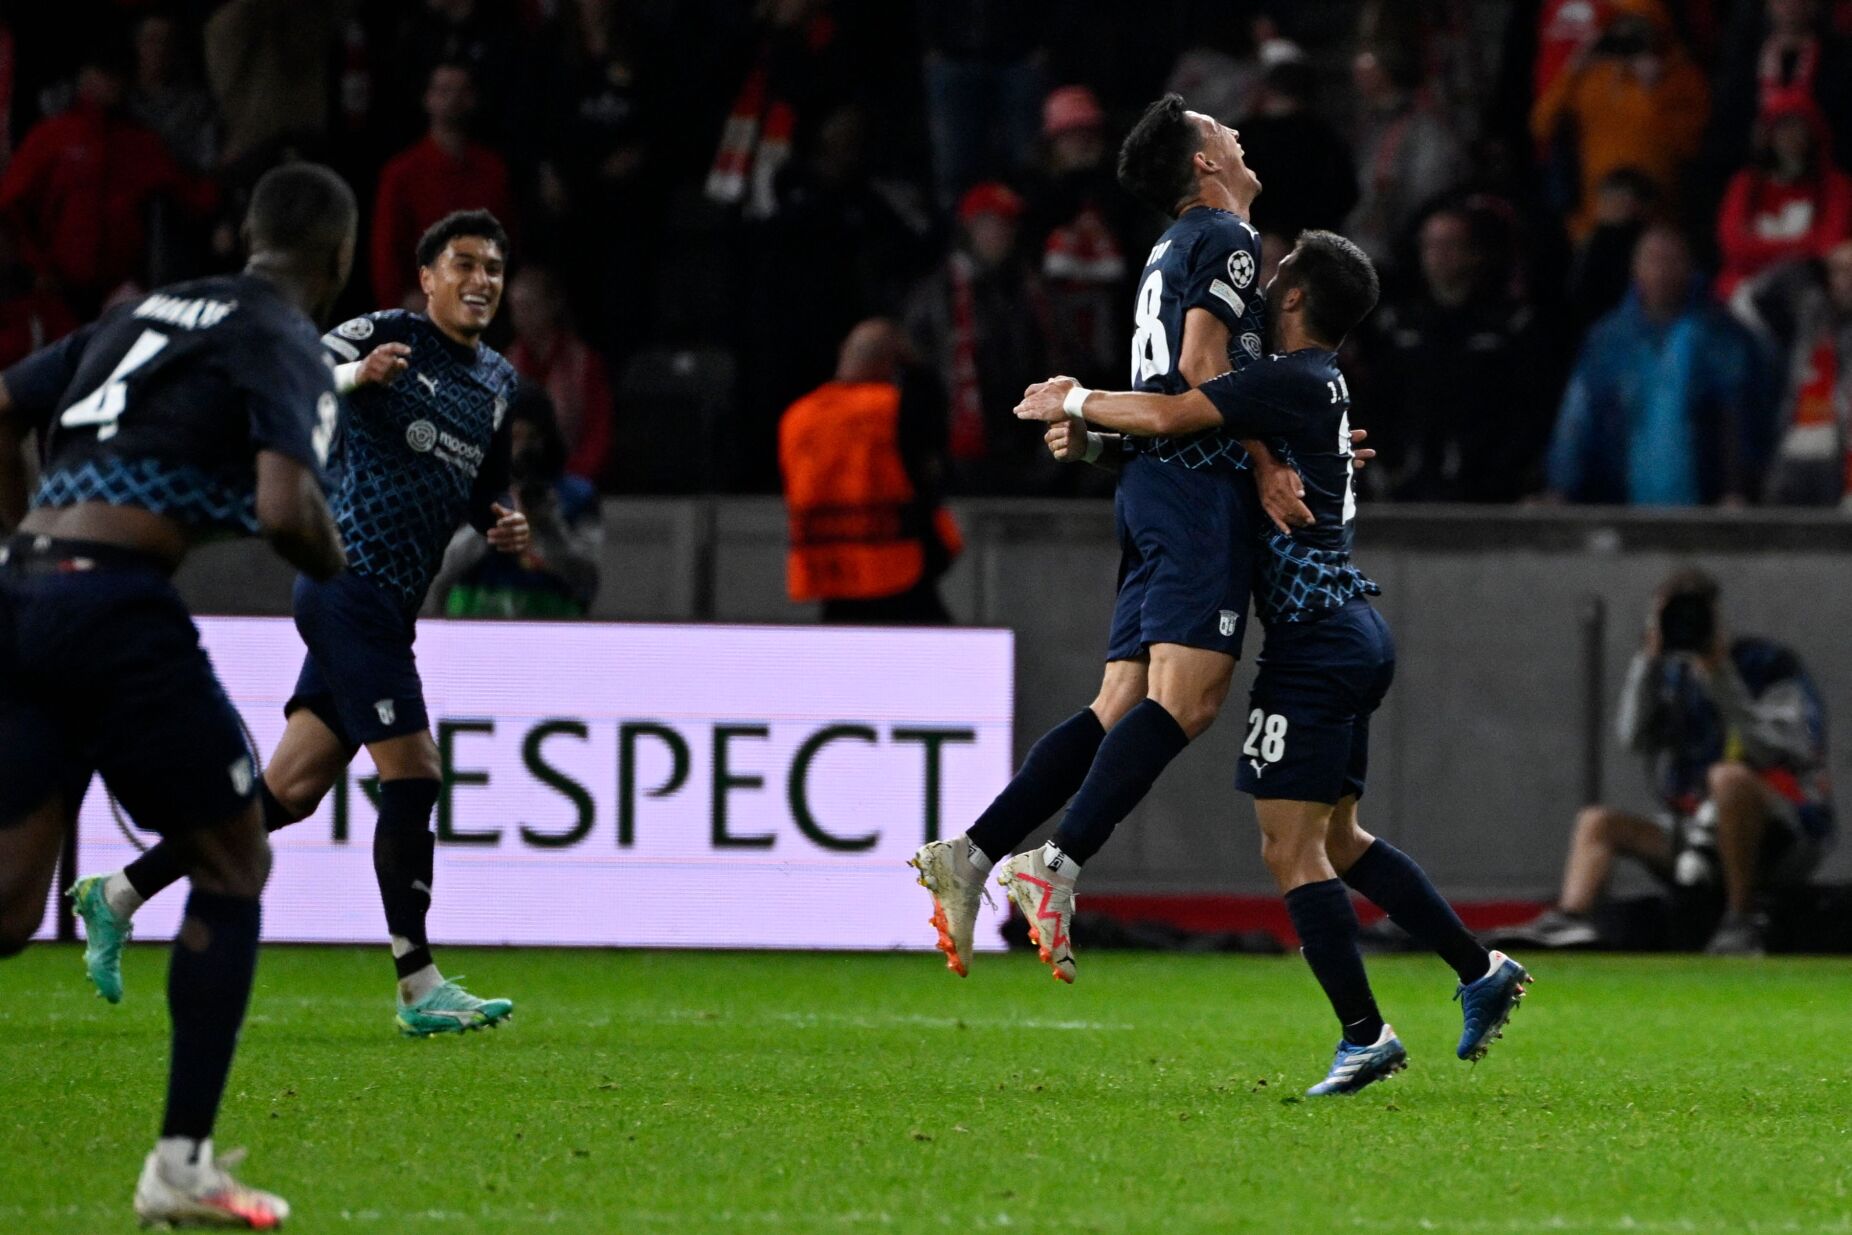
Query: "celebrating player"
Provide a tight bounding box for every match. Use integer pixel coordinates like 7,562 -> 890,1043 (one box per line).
0,163 -> 354,1226
1016,231 -> 1530,1095
910,94 -> 1338,983
73,210 -> 529,1038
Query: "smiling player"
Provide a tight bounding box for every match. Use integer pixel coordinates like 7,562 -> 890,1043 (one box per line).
74,210 -> 532,1037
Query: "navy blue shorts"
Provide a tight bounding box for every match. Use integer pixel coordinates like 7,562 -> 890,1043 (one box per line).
287,571 -> 428,750
1105,454 -> 1253,663
0,537 -> 256,834
1235,598 -> 1395,805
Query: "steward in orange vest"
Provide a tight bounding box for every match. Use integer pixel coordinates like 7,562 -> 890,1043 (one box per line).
780,320 -> 962,623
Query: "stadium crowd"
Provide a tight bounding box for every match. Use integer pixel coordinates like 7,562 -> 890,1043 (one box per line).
7,0 -> 1852,505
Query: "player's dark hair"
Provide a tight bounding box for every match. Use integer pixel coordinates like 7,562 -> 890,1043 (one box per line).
416,209 -> 509,269
1282,230 -> 1380,345
244,162 -> 358,261
1117,93 -> 1199,217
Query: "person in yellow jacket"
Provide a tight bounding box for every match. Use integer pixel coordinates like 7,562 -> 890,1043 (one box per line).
780,318 -> 962,624
1531,0 -> 1709,241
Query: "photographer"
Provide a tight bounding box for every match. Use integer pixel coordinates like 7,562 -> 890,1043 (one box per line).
1502,568 -> 1832,954
435,381 -> 602,618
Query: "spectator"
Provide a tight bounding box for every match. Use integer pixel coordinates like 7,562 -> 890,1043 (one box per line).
904,182 -> 1057,494
1716,93 -> 1852,299
1164,11 -> 1294,127
1024,85 -> 1141,388
1497,569 -> 1832,955
780,319 -> 961,624
1530,0 -> 1709,241
1237,58 -> 1358,238
437,382 -> 602,619
705,0 -> 851,220
918,0 -> 1048,209
520,0 -> 655,351
1546,226 -> 1775,505
1346,44 -> 1468,266
1361,207 -> 1556,501
205,0 -> 351,171
0,49 -> 216,315
1566,166 -> 1663,338
506,267 -> 615,487
1709,0 -> 1852,190
128,11 -> 218,172
1753,238 -> 1852,503
0,228 -> 77,371
1533,0 -> 1615,99
384,0 -> 524,149
371,62 -> 515,310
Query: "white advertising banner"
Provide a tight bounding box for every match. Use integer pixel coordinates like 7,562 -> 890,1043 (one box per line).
41,619 -> 1014,951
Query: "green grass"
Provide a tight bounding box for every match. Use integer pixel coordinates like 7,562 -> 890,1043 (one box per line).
2,946 -> 1850,1234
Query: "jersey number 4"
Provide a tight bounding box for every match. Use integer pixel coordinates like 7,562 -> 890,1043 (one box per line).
1130,269 -> 1171,384
59,329 -> 171,441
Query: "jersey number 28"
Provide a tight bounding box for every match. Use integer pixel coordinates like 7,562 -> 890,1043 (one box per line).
1130,270 -> 1170,384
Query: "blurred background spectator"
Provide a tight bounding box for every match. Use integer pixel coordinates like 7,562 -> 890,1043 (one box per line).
1547,226 -> 1774,505
9,0 -> 1852,510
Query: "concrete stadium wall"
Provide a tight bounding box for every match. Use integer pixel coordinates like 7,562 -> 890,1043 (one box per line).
177,502 -> 1852,898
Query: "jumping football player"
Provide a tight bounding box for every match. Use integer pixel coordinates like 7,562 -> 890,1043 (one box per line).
0,162 -> 354,1226
911,95 -> 1365,984
1016,230 -> 1530,1095
73,210 -> 530,1037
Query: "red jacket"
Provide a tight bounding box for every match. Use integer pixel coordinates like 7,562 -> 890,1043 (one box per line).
507,333 -> 614,484
0,103 -> 216,298
370,135 -> 514,308
1716,167 -> 1852,296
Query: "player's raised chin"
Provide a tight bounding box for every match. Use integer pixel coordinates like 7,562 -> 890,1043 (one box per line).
1014,376 -> 1077,423
420,234 -> 506,342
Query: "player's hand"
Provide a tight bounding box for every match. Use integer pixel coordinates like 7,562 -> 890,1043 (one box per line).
1255,456 -> 1314,533
356,342 -> 411,387
1014,376 -> 1078,424
487,502 -> 530,555
1350,428 -> 1375,471
1043,420 -> 1088,464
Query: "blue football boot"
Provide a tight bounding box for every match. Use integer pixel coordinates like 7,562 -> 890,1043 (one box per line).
1456,949 -> 1531,1062
1306,1024 -> 1408,1096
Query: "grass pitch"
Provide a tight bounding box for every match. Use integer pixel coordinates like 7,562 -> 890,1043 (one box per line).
1,945 -> 1848,1234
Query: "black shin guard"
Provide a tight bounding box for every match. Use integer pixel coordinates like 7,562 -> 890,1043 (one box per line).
162,890 -> 261,1141
372,778 -> 441,980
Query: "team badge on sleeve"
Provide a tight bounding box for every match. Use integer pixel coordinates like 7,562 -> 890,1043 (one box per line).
1228,249 -> 1255,289
336,317 -> 375,341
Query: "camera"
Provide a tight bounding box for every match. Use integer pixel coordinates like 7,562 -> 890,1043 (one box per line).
1658,592 -> 1716,654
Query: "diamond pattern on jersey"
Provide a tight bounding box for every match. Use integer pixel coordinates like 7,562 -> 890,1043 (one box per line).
35,459 -> 259,532
1255,530 -> 1382,626
331,317 -> 514,611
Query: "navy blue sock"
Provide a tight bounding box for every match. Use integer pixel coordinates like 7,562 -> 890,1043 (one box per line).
1284,878 -> 1384,1046
1342,840 -> 1490,985
1050,699 -> 1189,865
965,709 -> 1105,862
162,890 -> 261,1140
373,778 -> 441,981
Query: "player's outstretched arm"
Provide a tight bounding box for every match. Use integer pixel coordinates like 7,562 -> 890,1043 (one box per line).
254,450 -> 347,580
1015,375 -> 1222,438
333,342 -> 411,393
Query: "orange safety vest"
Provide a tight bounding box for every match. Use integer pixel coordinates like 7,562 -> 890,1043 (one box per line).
780,381 -> 958,602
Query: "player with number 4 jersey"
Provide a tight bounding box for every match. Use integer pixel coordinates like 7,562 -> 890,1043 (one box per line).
1017,230 -> 1530,1096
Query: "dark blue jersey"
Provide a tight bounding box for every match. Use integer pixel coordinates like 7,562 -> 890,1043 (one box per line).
1202,348 -> 1380,625
1127,206 -> 1266,471
2,275 -> 334,534
320,310 -> 517,612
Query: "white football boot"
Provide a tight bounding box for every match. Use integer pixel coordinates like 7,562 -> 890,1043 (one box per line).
134,1143 -> 289,1229
908,837 -> 990,976
997,847 -> 1078,983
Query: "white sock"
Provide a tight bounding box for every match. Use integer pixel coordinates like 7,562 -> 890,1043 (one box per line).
155,1136 -> 208,1179
397,962 -> 443,1005
102,870 -> 144,919
1041,842 -> 1081,883
962,836 -> 995,875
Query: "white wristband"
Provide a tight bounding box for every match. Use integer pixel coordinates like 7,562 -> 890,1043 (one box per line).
1082,431 -> 1105,464
1062,384 -> 1092,416
333,361 -> 363,394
